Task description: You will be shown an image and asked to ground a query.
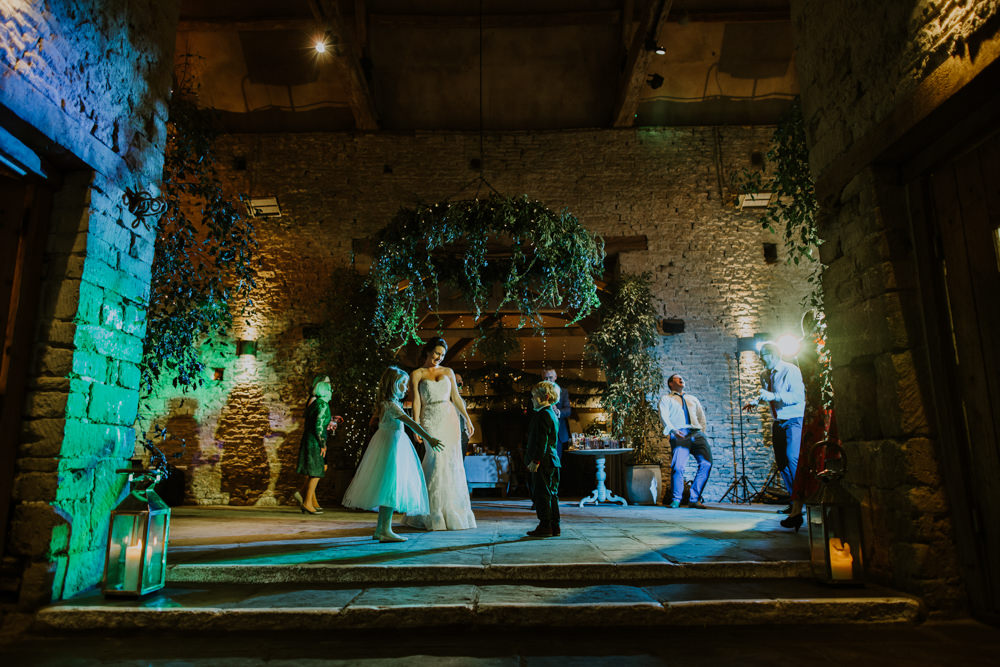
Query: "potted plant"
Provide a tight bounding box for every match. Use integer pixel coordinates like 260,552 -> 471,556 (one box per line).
587,273 -> 665,504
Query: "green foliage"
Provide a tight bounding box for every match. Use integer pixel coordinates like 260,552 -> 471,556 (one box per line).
587,273 -> 664,465
311,269 -> 396,466
140,59 -> 257,394
471,324 -> 521,364
732,98 -> 819,266
368,195 -> 605,345
733,98 -> 833,408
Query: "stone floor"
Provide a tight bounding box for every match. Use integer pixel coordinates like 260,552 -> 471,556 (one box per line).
9,499 -> 1000,665
165,498 -> 811,568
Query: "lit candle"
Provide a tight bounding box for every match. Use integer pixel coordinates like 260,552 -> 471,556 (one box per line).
123,545 -> 142,590
828,538 -> 854,580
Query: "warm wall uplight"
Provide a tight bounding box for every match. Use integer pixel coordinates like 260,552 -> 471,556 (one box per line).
236,340 -> 257,356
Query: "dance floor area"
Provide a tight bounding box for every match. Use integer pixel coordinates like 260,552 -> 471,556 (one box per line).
166,499 -> 810,568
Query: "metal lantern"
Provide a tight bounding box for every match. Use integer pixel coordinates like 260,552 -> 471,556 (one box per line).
805,441 -> 864,585
102,462 -> 171,597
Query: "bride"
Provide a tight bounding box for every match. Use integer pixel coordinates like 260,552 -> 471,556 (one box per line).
404,337 -> 477,530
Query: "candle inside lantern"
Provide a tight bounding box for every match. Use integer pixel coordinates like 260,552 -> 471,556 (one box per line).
828,538 -> 854,580
123,545 -> 142,590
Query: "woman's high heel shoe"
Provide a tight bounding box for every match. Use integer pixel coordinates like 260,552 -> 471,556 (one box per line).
301,506 -> 321,515
780,513 -> 804,532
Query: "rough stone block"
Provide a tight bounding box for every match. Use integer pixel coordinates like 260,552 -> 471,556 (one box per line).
118,361 -> 141,390
875,352 -> 930,438
17,457 -> 59,473
23,391 -> 69,419
71,349 -> 108,382
13,472 -> 58,502
60,548 -> 107,600
901,438 -> 942,486
17,560 -> 60,609
37,347 -> 74,378
8,502 -> 70,558
87,382 -> 139,426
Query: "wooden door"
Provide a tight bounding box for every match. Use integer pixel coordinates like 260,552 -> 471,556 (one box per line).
909,129 -> 1000,621
0,168 -> 51,553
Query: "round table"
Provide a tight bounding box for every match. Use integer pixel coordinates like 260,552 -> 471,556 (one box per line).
566,447 -> 633,507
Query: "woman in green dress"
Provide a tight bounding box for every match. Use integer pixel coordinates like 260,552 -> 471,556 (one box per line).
295,375 -> 337,514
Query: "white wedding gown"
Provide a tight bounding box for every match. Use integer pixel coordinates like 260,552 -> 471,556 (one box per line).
404,377 -> 477,530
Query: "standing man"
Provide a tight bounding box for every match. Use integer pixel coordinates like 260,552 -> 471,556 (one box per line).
658,374 -> 713,509
542,368 -> 572,457
743,342 -> 806,507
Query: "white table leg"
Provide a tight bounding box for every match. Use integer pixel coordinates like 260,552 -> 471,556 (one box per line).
578,455 -> 629,507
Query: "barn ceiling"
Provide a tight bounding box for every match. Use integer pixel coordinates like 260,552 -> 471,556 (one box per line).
176,0 -> 798,132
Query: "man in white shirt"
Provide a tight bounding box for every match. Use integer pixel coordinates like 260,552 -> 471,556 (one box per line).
658,374 -> 713,509
743,342 -> 806,501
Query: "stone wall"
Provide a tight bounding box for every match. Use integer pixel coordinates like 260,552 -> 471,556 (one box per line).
790,0 -> 1000,611
1,0 -> 176,607
142,128 -> 815,509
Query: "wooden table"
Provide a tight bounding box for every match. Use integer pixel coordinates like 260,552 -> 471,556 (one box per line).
566,447 -> 633,507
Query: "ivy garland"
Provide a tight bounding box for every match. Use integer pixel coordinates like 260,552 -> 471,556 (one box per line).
586,272 -> 665,466
141,57 -> 257,393
368,194 -> 605,346
732,97 -> 831,407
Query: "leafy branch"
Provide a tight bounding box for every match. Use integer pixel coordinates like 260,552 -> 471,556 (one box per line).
140,56 -> 258,394
587,273 -> 664,465
368,195 -> 605,346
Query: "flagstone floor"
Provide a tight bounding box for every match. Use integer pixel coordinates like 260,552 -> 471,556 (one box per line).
166,498 -> 809,567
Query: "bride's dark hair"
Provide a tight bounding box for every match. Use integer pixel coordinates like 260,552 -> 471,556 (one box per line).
418,337 -> 448,364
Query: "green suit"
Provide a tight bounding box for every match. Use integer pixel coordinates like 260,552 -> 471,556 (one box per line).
525,404 -> 561,526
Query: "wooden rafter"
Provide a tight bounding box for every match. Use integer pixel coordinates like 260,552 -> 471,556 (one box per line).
611,0 -> 673,128
420,327 -> 586,339
308,0 -> 379,130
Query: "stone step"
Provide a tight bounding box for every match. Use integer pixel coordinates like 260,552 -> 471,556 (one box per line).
167,559 -> 813,585
35,579 -> 924,632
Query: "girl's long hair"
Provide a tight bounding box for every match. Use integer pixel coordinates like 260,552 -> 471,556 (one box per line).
374,366 -> 409,418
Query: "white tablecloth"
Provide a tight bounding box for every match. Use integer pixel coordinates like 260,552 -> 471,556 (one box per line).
463,454 -> 510,485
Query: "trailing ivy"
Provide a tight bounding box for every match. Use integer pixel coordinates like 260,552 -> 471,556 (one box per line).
368,195 -> 605,346
732,97 -> 831,407
140,59 -> 258,393
586,273 -> 664,465
310,269 -> 396,467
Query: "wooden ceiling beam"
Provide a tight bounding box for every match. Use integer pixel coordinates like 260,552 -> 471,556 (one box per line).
420,327 -> 586,339
369,10 -> 621,29
668,10 -> 790,23
454,359 -> 603,369
176,18 -> 316,32
612,0 -> 674,128
308,0 -> 379,130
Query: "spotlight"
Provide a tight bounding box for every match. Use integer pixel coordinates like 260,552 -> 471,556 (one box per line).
777,334 -> 802,358
314,40 -> 327,54
644,36 -> 667,55
646,73 -> 664,90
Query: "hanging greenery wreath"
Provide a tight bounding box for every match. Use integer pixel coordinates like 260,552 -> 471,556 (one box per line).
368,194 -> 605,345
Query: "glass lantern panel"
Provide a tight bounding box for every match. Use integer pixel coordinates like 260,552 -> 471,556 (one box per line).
141,511 -> 169,591
823,505 -> 862,581
806,505 -> 827,570
105,513 -> 148,593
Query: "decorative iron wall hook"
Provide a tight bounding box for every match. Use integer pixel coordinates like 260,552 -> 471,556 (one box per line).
123,187 -> 166,231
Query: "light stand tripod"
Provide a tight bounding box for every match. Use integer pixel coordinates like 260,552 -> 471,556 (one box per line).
719,337 -> 764,503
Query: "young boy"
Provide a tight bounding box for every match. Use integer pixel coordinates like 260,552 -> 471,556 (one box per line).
525,380 -> 562,537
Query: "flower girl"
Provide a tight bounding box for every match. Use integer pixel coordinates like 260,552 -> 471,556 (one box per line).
342,366 -> 444,542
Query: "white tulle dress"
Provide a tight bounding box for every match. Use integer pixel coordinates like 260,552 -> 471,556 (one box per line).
342,401 -> 429,515
404,377 -> 477,530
